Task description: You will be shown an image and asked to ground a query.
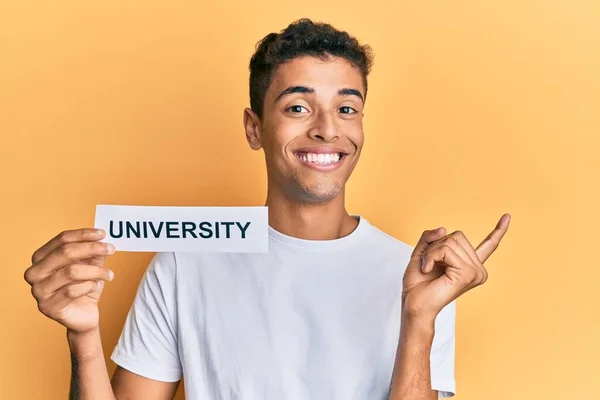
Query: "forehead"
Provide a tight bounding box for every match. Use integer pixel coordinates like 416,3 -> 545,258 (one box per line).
266,55 -> 365,99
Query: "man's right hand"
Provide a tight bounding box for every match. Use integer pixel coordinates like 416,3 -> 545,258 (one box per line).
24,229 -> 179,399
24,229 -> 116,334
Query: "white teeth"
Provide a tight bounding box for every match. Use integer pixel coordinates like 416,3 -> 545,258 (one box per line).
297,152 -> 342,165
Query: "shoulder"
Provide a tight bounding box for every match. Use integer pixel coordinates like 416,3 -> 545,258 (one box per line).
147,251 -> 177,270
146,251 -> 208,279
142,252 -> 178,284
360,217 -> 415,255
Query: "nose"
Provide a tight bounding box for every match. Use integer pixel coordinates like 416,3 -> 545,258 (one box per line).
308,111 -> 338,142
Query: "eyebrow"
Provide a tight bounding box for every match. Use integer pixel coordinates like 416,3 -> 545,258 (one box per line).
274,85 -> 364,103
338,88 -> 364,102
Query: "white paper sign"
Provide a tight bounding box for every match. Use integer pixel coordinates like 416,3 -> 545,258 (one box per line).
94,205 -> 269,253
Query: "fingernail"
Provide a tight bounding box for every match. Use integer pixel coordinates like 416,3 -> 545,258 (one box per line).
108,269 -> 114,280
96,229 -> 105,237
106,244 -> 116,254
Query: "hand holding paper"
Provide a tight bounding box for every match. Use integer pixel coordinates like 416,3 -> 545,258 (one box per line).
23,204 -> 270,336
23,229 -> 115,334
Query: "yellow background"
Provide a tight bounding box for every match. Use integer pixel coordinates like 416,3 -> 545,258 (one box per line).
1,1 -> 598,399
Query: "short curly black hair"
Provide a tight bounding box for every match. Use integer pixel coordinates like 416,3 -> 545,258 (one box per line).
249,18 -> 374,119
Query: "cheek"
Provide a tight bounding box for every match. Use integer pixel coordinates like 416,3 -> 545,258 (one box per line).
264,119 -> 303,153
345,122 -> 365,149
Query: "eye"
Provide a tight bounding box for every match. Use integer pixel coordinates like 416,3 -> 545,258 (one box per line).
287,105 -> 309,114
339,106 -> 357,114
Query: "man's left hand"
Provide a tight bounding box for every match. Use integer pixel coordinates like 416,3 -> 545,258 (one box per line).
402,214 -> 511,320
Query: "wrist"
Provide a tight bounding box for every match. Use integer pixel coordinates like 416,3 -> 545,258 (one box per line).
400,306 -> 436,337
401,294 -> 440,324
67,327 -> 103,361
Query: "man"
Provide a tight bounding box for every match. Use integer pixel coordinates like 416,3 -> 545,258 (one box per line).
24,19 -> 510,399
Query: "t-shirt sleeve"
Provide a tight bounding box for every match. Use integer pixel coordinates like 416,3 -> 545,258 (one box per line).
430,300 -> 456,398
110,252 -> 182,382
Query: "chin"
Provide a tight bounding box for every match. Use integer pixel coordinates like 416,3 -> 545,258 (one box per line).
291,181 -> 344,204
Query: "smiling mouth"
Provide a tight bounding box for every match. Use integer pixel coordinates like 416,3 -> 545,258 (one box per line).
293,151 -> 346,165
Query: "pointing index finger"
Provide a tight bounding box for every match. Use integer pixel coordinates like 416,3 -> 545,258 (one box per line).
475,213 -> 511,263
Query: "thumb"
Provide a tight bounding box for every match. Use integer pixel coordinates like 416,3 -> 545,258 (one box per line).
412,227 -> 446,260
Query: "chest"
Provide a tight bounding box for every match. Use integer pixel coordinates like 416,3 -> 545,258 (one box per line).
175,258 -> 403,399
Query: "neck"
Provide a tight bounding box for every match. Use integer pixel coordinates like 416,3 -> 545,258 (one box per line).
265,186 -> 358,240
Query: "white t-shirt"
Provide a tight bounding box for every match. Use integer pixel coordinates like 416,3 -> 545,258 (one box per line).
111,216 -> 456,399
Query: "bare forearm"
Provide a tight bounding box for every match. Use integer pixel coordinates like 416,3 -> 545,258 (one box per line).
388,314 -> 437,400
67,328 -> 116,400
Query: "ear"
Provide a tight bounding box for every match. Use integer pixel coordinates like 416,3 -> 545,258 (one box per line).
243,108 -> 263,150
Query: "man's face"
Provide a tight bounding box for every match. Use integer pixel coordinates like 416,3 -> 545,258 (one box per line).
245,55 -> 365,203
